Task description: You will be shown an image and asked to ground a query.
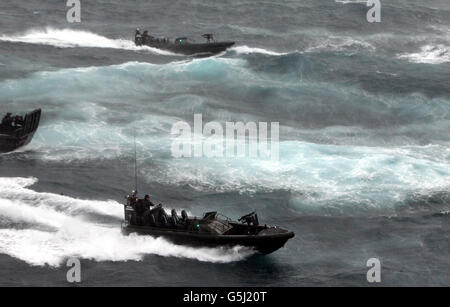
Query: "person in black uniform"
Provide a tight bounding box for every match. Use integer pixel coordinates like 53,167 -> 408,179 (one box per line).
13,115 -> 24,127
142,195 -> 162,225
135,28 -> 142,45
142,194 -> 156,210
1,113 -> 13,126
142,31 -> 153,44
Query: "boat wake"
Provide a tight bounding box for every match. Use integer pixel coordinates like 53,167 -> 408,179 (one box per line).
0,177 -> 254,267
0,28 -> 179,56
229,45 -> 288,56
334,0 -> 368,4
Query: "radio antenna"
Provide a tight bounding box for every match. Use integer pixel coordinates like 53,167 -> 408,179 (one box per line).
133,128 -> 138,193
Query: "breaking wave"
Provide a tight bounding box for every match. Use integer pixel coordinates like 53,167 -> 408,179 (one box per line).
0,52 -> 449,213
304,35 -> 376,53
0,177 -> 254,266
398,44 -> 450,64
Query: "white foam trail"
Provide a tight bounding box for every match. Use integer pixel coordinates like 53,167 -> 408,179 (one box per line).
230,45 -> 288,56
398,44 -> 450,64
0,28 -> 178,56
335,0 -> 368,4
305,36 -> 376,53
0,177 -> 123,218
0,177 -> 254,266
0,198 -> 64,229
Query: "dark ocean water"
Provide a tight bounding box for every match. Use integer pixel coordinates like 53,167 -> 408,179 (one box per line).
0,0 -> 449,286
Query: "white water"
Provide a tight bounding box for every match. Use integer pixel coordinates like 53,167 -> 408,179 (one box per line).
0,177 -> 254,266
305,35 -> 376,53
1,59 -> 449,209
398,44 -> 450,64
335,0 -> 368,4
0,28 -> 178,55
230,45 -> 288,56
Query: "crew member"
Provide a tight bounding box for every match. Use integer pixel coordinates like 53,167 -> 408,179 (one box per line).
13,115 -> 24,127
135,198 -> 146,215
135,28 -> 142,45
1,113 -> 13,126
127,190 -> 138,207
142,31 -> 153,44
142,194 -> 156,210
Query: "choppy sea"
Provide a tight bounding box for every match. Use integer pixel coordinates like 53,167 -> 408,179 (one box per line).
0,0 -> 449,286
